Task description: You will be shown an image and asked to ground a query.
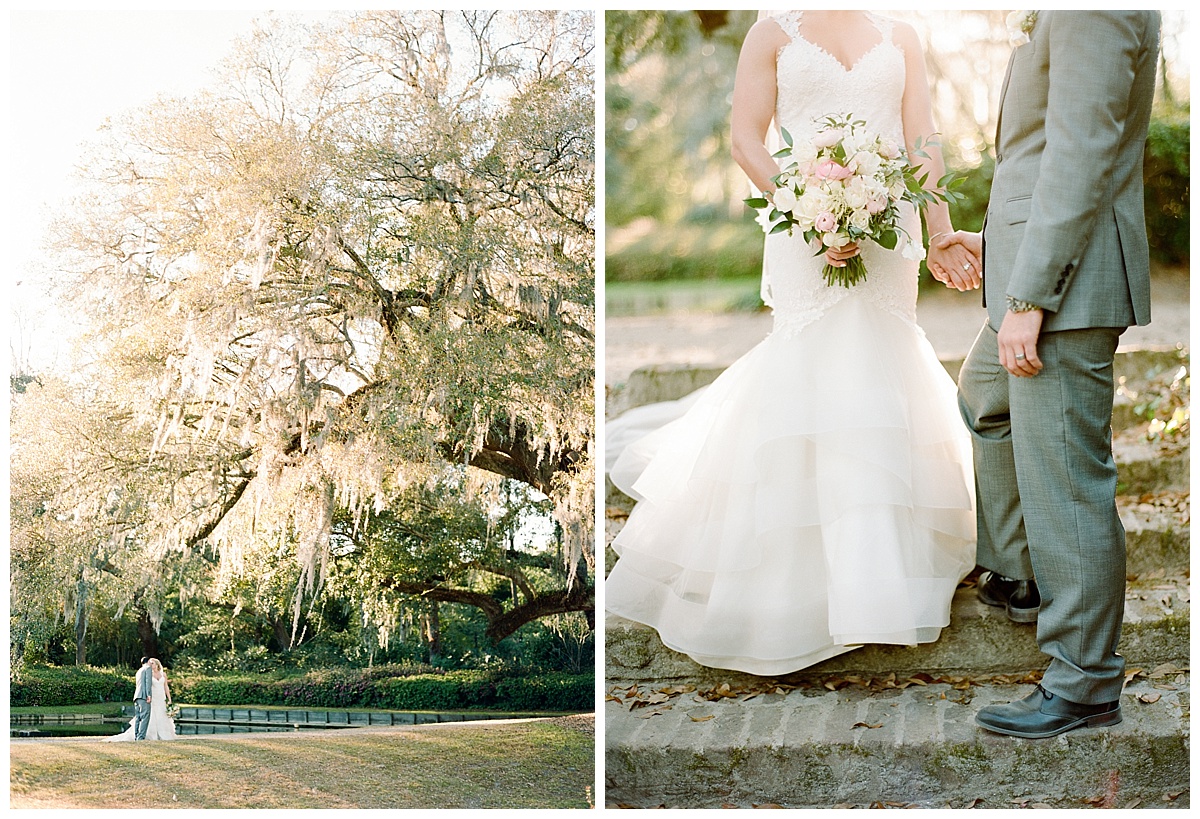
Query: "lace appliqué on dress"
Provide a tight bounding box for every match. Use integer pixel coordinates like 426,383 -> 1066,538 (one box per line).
760,11 -> 919,341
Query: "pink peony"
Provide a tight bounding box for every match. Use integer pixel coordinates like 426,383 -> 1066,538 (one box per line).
814,211 -> 837,232
866,196 -> 887,214
814,160 -> 852,181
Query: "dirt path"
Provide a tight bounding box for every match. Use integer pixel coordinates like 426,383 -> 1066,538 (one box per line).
604,269 -> 1190,387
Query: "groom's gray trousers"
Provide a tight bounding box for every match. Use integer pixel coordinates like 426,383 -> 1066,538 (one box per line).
958,321 -> 1125,705
133,698 -> 151,740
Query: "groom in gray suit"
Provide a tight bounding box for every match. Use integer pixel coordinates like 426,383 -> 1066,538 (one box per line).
938,10 -> 1160,738
133,656 -> 153,740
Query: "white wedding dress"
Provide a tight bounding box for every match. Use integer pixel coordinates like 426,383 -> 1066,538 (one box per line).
606,12 -> 977,677
105,674 -> 177,741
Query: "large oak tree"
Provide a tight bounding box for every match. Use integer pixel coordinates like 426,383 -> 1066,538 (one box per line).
16,10 -> 594,659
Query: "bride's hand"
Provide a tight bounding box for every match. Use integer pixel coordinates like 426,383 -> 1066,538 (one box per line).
825,242 -> 860,267
927,231 -> 981,291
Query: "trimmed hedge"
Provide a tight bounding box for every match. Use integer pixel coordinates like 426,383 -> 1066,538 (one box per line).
12,663 -> 593,712
9,664 -> 134,707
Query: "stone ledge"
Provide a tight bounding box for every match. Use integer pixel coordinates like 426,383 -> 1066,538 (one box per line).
605,675 -> 1190,808
605,578 -> 1189,686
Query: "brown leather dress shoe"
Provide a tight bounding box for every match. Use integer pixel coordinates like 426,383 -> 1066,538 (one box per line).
975,685 -> 1121,738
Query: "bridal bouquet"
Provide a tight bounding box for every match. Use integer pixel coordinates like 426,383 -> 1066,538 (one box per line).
746,113 -> 964,288
166,702 -> 181,719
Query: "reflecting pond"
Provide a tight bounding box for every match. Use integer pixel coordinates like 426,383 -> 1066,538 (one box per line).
12,706 -> 527,739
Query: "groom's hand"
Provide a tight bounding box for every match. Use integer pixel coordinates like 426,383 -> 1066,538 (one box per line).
929,231 -> 982,291
997,308 -> 1044,377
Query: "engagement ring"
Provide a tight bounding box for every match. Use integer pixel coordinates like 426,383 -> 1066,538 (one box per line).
963,263 -> 971,270
1015,353 -> 1026,360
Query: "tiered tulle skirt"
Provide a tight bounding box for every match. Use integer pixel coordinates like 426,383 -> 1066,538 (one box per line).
606,296 -> 976,676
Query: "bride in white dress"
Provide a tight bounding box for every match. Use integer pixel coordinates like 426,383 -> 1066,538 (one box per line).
606,11 -> 980,676
106,658 -> 177,741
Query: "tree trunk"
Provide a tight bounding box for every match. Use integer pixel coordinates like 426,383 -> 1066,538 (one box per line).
422,602 -> 442,664
74,571 -> 88,666
269,615 -> 293,652
136,605 -> 160,660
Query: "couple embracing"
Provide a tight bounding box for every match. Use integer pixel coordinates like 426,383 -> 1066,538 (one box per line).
607,10 -> 1159,740
106,657 -> 177,741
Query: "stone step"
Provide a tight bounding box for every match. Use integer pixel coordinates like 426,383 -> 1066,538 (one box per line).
606,488 -> 1188,579
605,576 -> 1189,687
608,347 -> 1189,433
604,671 -> 1190,808
1113,435 -> 1189,494
606,438 -> 1187,511
1119,492 -> 1191,574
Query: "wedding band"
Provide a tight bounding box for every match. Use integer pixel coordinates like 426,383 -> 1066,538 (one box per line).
1015,353 -> 1026,360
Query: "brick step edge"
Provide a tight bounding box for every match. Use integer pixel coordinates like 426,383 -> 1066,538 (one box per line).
605,674 -> 1190,809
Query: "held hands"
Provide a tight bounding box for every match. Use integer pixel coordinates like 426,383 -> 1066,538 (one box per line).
928,231 -> 982,291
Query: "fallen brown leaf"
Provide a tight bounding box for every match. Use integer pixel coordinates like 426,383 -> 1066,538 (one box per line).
852,721 -> 884,729
690,714 -> 715,722
1149,663 -> 1181,678
1137,692 -> 1162,704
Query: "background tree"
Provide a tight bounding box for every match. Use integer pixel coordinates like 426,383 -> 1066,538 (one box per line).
13,10 -> 594,668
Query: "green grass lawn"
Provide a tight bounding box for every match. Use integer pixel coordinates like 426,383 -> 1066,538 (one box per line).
10,716 -> 593,809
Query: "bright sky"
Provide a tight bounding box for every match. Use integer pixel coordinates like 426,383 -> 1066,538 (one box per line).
7,11 -> 333,370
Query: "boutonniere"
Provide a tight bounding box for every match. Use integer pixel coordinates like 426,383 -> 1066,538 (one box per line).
1006,10 -> 1038,47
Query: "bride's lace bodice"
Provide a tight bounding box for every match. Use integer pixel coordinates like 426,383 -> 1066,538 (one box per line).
761,11 -> 920,336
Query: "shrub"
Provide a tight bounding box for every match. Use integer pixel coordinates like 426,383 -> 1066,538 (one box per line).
1144,111 -> 1189,264
374,671 -> 495,711
12,663 -> 593,713
495,673 -> 594,712
10,664 -> 133,707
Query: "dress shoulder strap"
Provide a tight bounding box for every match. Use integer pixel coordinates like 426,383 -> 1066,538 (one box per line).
766,10 -> 802,42
867,13 -> 894,43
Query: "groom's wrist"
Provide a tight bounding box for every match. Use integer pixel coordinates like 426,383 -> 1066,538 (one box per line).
1006,296 -> 1042,313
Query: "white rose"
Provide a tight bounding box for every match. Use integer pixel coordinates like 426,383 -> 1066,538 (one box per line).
791,139 -> 818,165
878,137 -> 901,159
853,150 -> 882,177
849,208 -> 871,232
812,127 -> 843,149
797,188 -> 832,226
823,231 -> 850,250
902,236 -> 927,262
841,177 -> 869,210
772,186 -> 799,214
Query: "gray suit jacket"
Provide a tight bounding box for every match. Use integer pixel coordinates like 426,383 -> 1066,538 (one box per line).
982,11 -> 1159,332
134,663 -> 153,701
